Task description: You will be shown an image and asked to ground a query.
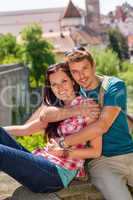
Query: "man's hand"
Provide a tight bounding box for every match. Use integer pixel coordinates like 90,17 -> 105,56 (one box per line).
39,99 -> 100,123
79,99 -> 100,122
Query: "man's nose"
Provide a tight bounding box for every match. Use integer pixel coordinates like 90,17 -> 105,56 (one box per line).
79,72 -> 85,79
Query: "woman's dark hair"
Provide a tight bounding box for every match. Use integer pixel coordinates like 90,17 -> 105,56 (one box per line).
43,62 -> 80,140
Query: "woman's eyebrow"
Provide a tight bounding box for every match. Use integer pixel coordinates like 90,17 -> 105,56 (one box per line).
50,81 -> 57,85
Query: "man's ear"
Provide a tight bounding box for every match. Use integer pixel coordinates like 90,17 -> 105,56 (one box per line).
93,62 -> 96,71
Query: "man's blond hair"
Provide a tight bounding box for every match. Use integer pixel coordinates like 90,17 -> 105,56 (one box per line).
65,48 -> 95,67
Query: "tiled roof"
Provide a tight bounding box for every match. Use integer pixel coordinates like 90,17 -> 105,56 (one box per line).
115,6 -> 127,21
63,0 -> 81,18
43,31 -> 75,52
72,30 -> 102,45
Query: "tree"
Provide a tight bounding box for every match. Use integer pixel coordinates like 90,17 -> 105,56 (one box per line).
91,48 -> 120,76
0,33 -> 20,63
118,61 -> 133,86
108,28 -> 129,62
19,23 -> 55,87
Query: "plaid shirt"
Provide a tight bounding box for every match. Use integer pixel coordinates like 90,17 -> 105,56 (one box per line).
33,96 -> 88,177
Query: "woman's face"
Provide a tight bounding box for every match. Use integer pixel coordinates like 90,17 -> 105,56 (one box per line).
49,69 -> 76,103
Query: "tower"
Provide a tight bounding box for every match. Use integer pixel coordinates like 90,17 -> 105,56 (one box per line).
85,0 -> 100,33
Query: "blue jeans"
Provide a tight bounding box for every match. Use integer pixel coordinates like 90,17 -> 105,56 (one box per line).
0,127 -> 63,193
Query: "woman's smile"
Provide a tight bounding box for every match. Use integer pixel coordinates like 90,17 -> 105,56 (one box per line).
49,69 -> 76,103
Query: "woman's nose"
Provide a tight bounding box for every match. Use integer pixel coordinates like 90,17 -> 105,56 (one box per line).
57,84 -> 64,91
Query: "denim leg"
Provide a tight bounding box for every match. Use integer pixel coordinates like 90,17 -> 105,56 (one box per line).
0,144 -> 63,193
0,127 -> 29,152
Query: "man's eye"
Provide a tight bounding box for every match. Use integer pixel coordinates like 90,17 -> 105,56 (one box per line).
84,67 -> 88,70
72,71 -> 78,74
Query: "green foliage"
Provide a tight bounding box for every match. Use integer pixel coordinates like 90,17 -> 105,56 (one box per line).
118,61 -> 133,86
91,48 -> 119,76
19,23 -> 55,87
127,86 -> 133,113
1,55 -> 20,64
0,33 -> 20,63
120,70 -> 133,85
16,133 -> 46,152
90,48 -> 133,86
108,28 -> 129,61
120,60 -> 133,72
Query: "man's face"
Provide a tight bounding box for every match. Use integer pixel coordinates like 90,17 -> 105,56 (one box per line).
69,58 -> 96,90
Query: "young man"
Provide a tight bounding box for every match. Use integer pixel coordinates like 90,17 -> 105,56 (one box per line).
40,49 -> 133,200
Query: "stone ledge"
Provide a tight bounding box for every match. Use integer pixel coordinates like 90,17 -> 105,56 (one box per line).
5,180 -> 104,200
0,172 -> 20,199
56,179 -> 104,200
0,172 -> 104,200
11,188 -> 60,200
0,172 -> 133,200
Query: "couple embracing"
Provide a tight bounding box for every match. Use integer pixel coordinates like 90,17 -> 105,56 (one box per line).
2,47 -> 133,200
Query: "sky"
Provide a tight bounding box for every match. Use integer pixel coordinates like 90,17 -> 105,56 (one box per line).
0,0 -> 133,14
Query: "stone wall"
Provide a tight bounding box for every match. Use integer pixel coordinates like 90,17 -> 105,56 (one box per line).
0,63 -> 28,126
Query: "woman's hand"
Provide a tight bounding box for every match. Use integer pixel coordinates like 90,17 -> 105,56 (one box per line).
46,139 -> 63,157
48,147 -> 63,157
46,138 -> 59,150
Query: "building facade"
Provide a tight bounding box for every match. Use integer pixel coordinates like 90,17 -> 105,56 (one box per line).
0,0 -> 101,38
0,7 -> 65,36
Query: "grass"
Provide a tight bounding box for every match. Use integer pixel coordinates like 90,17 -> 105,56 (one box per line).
16,132 -> 47,152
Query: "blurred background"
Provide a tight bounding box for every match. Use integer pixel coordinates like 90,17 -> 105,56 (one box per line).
0,0 -> 133,150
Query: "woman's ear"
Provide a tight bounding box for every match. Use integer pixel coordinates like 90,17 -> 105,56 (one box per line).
72,81 -> 75,86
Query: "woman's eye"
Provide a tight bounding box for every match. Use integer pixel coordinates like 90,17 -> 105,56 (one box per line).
51,83 -> 57,87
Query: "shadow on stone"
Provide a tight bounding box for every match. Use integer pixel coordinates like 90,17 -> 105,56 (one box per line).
10,186 -> 60,200
7,181 -> 104,200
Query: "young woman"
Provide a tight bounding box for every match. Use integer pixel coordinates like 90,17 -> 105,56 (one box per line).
1,62 -> 102,193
